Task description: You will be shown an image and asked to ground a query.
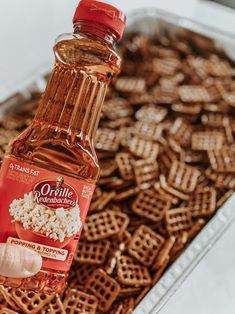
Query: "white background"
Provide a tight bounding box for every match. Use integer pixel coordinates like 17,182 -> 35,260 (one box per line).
1,0 -> 235,100
1,1 -> 235,313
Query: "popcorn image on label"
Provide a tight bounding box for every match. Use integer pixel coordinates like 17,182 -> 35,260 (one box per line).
9,192 -> 82,242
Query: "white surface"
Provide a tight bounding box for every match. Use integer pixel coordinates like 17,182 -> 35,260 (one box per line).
1,0 -> 235,101
159,222 -> 235,314
0,0 -> 77,101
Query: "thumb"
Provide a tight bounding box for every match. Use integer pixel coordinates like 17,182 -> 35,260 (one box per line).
0,243 -> 42,278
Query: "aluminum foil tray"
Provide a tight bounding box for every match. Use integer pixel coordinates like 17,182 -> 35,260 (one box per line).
126,9 -> 235,314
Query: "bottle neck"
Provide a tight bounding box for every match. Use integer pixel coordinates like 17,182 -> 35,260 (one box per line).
73,20 -> 118,46
35,64 -> 107,144
34,23 -> 120,145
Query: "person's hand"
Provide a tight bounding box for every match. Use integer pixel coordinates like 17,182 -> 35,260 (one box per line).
0,243 -> 42,278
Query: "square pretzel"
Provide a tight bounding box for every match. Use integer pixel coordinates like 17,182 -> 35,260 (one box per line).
192,131 -> 224,151
135,105 -> 168,123
116,153 -> 135,181
84,210 -> 120,241
44,295 -> 65,314
132,189 -> 171,222
85,269 -> 120,312
169,118 -> 193,147
201,113 -> 227,128
99,159 -> 117,177
165,208 -> 192,235
179,85 -> 211,102
76,264 -> 97,286
133,158 -> 158,189
134,121 -> 163,141
103,98 -> 133,120
186,188 -> 217,218
128,225 -> 164,266
115,77 -> 146,94
208,147 -> 235,173
168,160 -> 200,193
95,128 -> 120,151
63,290 -> 98,314
74,240 -> 110,265
129,137 -> 159,161
11,289 -> 53,314
116,256 -> 151,287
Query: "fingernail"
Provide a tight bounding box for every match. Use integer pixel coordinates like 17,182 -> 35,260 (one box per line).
23,250 -> 42,277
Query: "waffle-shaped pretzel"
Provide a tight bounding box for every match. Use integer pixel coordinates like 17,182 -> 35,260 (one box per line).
208,147 -> 235,173
95,128 -> 120,151
154,181 -> 179,205
129,136 -> 159,161
179,85 -> 211,102
208,57 -> 233,77
132,189 -> 171,222
201,113 -> 228,128
116,153 -> 135,181
134,121 -> 163,141
135,105 -> 168,123
153,84 -> 178,104
115,77 -> 146,94
0,287 -> 20,312
154,57 -> 181,76
129,93 -> 155,105
85,269 -> 120,312
169,118 -> 193,147
100,159 -> 117,177
160,175 -> 190,201
117,256 -> 151,287
63,290 -> 98,314
128,225 -> 164,266
103,98 -> 133,120
168,160 -> 200,193
11,289 -> 53,314
74,240 -> 110,265
133,159 -> 158,189
192,131 -> 224,151
186,188 -> 217,218
205,168 -> 235,189
76,264 -> 97,286
166,208 -> 192,236
43,295 -> 65,314
84,210 -> 120,241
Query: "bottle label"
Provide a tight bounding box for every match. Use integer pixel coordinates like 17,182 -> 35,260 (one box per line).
0,157 -> 95,271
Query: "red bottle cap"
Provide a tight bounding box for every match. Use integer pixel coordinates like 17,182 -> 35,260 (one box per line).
73,0 -> 126,41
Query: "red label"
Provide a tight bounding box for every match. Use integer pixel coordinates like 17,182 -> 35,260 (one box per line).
33,180 -> 77,209
0,157 -> 95,272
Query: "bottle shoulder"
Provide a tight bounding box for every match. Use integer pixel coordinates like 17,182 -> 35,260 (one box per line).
8,124 -> 100,182
54,33 -> 121,75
